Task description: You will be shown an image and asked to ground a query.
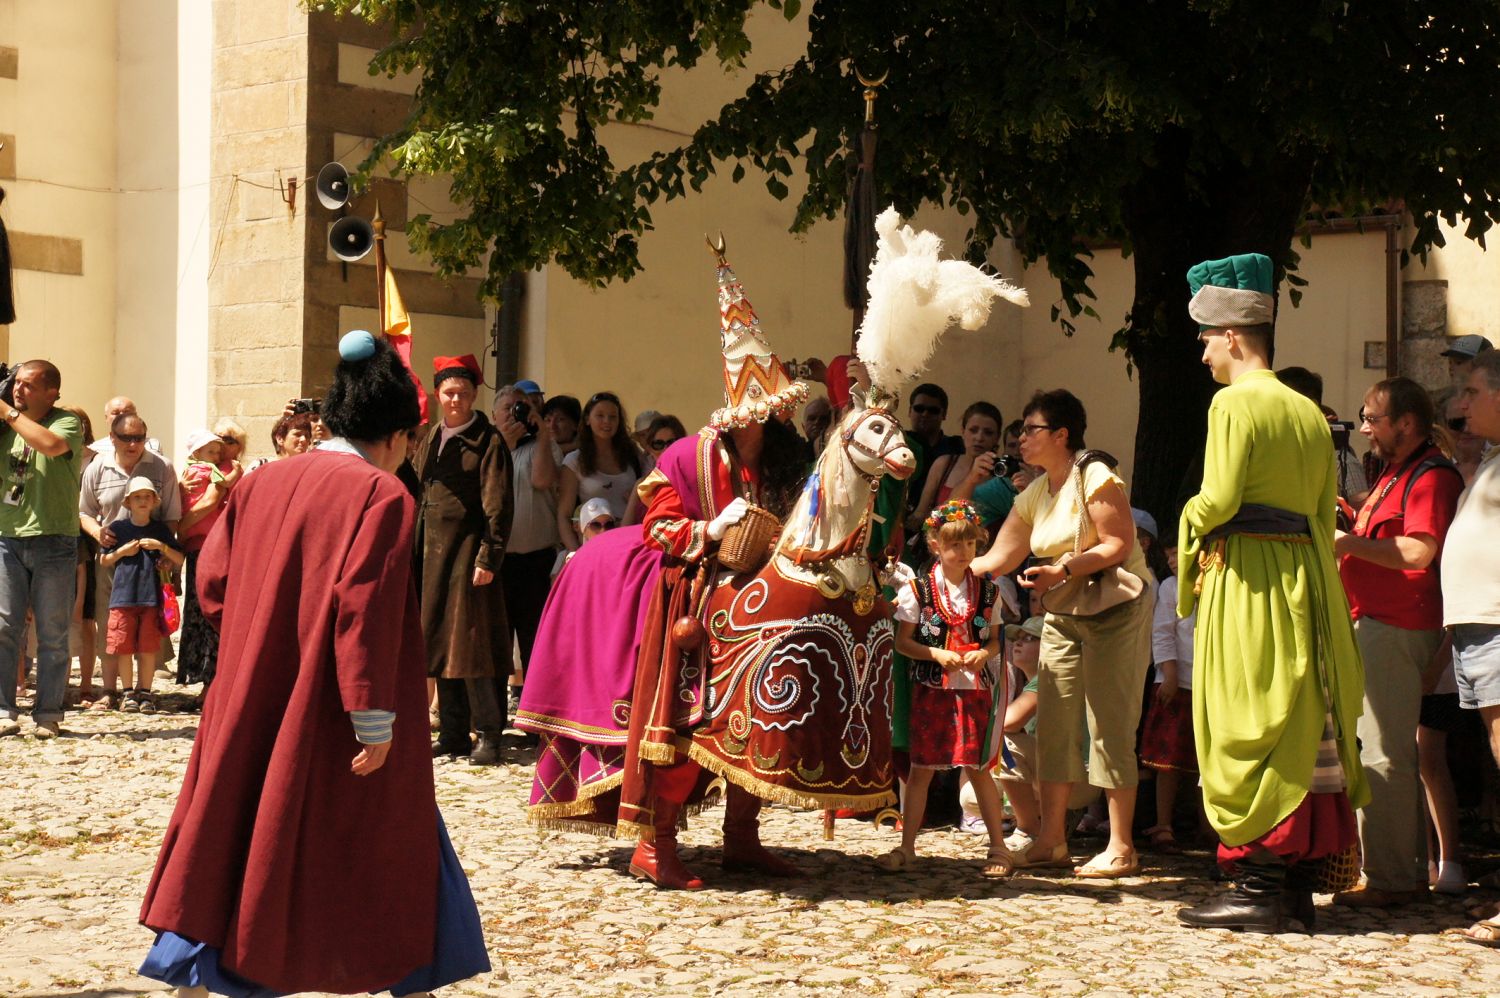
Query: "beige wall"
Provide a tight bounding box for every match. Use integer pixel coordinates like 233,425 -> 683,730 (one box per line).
524,9 -> 1397,487
0,0 -> 211,459
1,0 -> 119,431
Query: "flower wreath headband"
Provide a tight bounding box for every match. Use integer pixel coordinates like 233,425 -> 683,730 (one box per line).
924,499 -> 982,532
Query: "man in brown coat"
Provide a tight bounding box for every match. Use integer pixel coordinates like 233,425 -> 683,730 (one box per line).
416,354 -> 514,765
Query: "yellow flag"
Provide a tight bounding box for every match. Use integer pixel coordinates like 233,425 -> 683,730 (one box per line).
382,267 -> 410,339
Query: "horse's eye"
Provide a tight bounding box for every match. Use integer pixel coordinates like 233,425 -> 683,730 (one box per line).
869,422 -> 885,433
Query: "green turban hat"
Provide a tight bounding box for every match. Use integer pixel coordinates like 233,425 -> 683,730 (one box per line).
1185,253 -> 1274,330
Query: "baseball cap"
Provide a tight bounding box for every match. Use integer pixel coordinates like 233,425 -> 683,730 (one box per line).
125,475 -> 159,498
635,410 -> 662,433
1440,334 -> 1495,360
1131,507 -> 1159,539
1005,616 -> 1045,640
576,497 -> 615,530
514,379 -> 543,395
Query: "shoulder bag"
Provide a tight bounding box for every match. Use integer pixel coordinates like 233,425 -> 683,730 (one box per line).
1040,450 -> 1145,617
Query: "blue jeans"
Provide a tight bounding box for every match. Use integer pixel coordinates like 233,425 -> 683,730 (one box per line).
0,535 -> 78,723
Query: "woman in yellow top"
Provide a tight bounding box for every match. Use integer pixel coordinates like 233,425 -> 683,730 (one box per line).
972,389 -> 1154,878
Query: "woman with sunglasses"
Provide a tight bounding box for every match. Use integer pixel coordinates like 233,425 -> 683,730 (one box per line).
643,414 -> 687,457
970,389 -> 1154,878
556,392 -> 648,551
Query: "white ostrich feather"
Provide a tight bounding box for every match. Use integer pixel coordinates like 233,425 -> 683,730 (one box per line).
856,207 -> 1029,395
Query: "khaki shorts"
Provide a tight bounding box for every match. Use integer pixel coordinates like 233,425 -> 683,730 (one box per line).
1035,592 -> 1154,789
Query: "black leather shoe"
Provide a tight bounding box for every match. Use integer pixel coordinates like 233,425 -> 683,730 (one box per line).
1179,889 -> 1285,932
432,738 -> 469,758
468,735 -> 501,766
1179,864 -> 1287,932
1282,862 -> 1318,932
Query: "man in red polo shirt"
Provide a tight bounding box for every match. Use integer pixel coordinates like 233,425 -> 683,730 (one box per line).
1333,376 -> 1464,908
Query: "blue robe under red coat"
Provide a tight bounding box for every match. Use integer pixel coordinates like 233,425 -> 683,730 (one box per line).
139,451 -> 440,994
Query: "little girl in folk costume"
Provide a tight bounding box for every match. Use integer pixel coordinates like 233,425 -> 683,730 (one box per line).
879,500 -> 1012,878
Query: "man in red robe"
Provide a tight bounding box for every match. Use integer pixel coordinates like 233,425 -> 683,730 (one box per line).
139,332 -> 488,995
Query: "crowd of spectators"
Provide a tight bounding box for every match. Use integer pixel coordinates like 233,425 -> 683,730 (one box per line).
8,339 -> 1500,935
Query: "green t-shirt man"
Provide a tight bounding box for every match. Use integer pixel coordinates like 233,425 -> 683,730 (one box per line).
0,409 -> 83,537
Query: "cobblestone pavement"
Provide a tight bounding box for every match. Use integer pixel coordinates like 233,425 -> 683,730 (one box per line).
2,701 -> 1499,997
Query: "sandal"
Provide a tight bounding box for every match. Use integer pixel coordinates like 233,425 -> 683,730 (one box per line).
121,691 -> 141,713
875,847 -> 917,873
1144,824 -> 1181,855
138,691 -> 158,715
86,690 -> 118,712
1073,850 -> 1141,879
1014,841 -> 1073,869
982,846 -> 1014,880
1465,900 -> 1500,922
1445,918 -> 1500,947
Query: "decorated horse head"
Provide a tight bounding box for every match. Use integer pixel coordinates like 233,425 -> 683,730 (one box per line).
771,396 -> 916,602
686,208 -> 1030,818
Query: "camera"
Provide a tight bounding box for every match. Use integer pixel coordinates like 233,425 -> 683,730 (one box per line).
292,398 -> 322,416
993,453 -> 1022,479
511,400 -> 538,436
1329,419 -> 1354,451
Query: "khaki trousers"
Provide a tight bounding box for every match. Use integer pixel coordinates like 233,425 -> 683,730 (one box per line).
1036,591 -> 1154,789
1354,615 -> 1441,892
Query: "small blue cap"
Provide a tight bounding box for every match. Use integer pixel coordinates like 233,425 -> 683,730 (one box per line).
514,379 -> 543,395
339,329 -> 378,362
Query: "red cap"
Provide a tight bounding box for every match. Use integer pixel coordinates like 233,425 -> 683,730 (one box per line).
432,354 -> 484,386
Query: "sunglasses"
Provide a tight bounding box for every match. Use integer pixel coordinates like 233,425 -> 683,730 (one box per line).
113,433 -> 147,444
910,404 -> 944,417
649,437 -> 674,451
587,392 -> 620,407
585,518 -> 617,530
219,435 -> 239,445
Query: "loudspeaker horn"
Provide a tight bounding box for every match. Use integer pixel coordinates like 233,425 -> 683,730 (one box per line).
315,162 -> 351,210
329,215 -> 374,262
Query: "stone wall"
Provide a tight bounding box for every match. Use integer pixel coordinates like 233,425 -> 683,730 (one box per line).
1401,279 -> 1450,393
208,0 -> 308,454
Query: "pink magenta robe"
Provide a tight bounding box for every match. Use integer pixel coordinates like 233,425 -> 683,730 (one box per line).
139,451 -> 439,994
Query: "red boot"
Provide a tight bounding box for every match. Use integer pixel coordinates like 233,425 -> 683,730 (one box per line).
628,799 -> 704,890
721,784 -> 804,877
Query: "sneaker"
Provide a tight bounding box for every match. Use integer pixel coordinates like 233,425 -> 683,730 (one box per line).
958,813 -> 986,835
1004,829 -> 1036,854
1436,862 -> 1469,896
33,721 -> 60,740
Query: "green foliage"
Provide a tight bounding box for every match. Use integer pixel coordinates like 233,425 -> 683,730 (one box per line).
316,0 -> 1500,345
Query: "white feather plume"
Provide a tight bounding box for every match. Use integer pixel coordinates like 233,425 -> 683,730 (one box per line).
856,207 -> 1029,395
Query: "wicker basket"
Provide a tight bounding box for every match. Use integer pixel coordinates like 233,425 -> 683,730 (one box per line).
1317,843 -> 1361,894
717,504 -> 782,573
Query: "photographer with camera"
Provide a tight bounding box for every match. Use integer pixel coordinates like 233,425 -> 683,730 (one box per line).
0,360 -> 84,739
493,384 -> 561,706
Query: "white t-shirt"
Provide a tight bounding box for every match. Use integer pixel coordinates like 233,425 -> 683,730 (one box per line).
509,438 -> 562,555
562,450 -> 645,521
1151,576 -> 1195,689
1442,449 -> 1500,627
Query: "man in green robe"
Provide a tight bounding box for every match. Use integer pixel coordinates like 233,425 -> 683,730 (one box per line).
1176,253 -> 1369,933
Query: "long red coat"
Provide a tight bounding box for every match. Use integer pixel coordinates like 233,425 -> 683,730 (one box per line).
140,450 -> 439,994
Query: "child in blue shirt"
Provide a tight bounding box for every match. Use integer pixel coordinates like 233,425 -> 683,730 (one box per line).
101,477 -> 184,713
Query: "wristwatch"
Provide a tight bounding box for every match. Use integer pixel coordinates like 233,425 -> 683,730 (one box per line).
1062,562 -> 1073,579
3,407 -> 18,424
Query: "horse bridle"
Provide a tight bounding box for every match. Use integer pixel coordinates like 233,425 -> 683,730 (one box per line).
841,405 -> 904,484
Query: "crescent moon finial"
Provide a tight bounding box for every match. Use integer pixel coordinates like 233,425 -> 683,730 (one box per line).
705,231 -> 728,264
855,68 -> 889,88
